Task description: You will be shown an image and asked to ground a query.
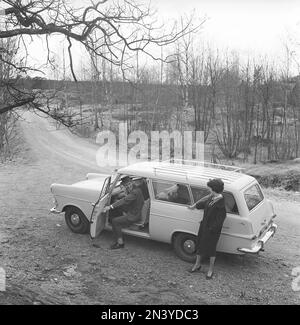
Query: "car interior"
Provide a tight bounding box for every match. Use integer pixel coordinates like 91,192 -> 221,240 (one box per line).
154,182 -> 191,205
107,177 -> 239,234
108,176 -> 151,232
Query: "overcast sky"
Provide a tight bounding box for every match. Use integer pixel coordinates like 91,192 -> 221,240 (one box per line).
150,0 -> 300,58
4,0 -> 299,77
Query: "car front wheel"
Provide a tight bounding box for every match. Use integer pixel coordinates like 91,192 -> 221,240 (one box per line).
64,206 -> 90,234
173,233 -> 197,263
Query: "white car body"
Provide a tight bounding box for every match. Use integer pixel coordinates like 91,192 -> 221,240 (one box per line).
50,161 -> 277,262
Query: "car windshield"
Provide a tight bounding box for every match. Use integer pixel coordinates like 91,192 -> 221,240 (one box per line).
244,184 -> 264,211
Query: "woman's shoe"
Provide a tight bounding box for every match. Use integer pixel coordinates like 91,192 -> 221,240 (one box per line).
188,265 -> 201,273
110,242 -> 125,250
206,271 -> 214,279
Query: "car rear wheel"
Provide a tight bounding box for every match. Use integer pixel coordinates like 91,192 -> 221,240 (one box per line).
65,206 -> 90,234
173,233 -> 197,263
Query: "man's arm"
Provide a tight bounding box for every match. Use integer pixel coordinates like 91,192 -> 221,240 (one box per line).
111,191 -> 137,209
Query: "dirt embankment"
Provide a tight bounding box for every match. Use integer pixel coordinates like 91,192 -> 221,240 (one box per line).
246,163 -> 300,192
0,113 -> 299,305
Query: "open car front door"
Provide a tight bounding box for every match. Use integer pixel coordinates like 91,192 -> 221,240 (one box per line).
90,176 -> 111,239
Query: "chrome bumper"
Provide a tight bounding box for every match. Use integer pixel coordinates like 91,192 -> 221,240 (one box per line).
50,207 -> 62,214
238,223 -> 278,254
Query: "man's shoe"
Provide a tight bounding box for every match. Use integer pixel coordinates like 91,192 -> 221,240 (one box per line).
110,242 -> 125,250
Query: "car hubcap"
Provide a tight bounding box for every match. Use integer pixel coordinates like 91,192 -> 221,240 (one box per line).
183,239 -> 196,254
70,214 -> 80,226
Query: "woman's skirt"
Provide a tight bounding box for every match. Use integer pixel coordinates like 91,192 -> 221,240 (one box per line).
196,222 -> 221,257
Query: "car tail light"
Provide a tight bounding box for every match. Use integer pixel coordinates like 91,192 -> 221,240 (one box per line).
269,201 -> 276,218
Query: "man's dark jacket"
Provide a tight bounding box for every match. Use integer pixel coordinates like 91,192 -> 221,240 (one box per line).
111,187 -> 144,222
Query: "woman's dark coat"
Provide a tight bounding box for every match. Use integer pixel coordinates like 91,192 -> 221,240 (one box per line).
195,195 -> 227,257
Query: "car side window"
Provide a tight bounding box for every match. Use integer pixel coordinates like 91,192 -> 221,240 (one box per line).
223,192 -> 239,215
152,181 -> 191,205
244,184 -> 264,211
191,186 -> 211,202
191,186 -> 239,215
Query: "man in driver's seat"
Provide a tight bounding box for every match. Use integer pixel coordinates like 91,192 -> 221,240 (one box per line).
103,176 -> 144,249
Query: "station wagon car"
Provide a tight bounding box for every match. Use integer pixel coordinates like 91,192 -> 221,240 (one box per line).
50,160 -> 278,262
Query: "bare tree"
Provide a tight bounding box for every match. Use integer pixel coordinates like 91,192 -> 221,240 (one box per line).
215,54 -> 243,159
0,37 -> 20,160
256,62 -> 277,162
0,0 -> 197,122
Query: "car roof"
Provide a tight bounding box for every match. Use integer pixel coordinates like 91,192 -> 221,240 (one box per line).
118,161 -> 256,191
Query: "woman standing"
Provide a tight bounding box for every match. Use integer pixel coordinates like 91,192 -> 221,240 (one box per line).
188,178 -> 227,279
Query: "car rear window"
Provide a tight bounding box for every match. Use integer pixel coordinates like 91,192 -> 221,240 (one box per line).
244,184 -> 264,211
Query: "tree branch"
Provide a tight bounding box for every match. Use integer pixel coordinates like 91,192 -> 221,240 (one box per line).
0,98 -> 35,115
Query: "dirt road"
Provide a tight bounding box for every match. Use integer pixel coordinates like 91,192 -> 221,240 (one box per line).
19,111 -> 106,170
0,112 -> 299,305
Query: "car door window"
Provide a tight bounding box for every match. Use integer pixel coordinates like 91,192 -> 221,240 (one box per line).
153,181 -> 191,205
191,186 -> 211,202
99,176 -> 111,199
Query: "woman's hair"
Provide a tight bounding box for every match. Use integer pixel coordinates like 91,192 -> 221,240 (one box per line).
207,178 -> 224,193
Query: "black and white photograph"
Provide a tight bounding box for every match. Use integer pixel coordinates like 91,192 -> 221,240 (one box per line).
0,0 -> 299,307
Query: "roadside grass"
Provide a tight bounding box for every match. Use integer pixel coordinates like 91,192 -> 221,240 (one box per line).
0,122 -> 34,165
